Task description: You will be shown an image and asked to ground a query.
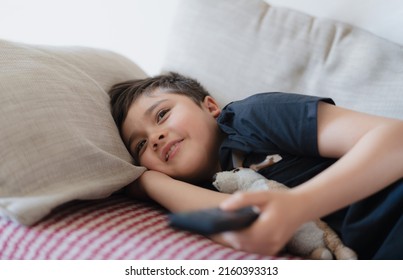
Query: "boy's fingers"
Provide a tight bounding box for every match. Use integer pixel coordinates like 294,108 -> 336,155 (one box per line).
220,191 -> 269,210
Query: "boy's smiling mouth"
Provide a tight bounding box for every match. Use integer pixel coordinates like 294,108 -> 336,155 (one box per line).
163,139 -> 183,162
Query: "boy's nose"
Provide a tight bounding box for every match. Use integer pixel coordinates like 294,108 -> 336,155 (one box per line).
152,134 -> 165,150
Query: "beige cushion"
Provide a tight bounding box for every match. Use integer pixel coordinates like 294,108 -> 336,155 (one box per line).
0,39 -> 146,225
162,0 -> 403,120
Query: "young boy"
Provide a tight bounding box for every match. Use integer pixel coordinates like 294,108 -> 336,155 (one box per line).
108,72 -> 403,259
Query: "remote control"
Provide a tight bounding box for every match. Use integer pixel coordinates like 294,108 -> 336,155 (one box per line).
167,206 -> 260,235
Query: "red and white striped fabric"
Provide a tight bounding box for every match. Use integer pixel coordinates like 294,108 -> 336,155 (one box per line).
0,195 -> 295,260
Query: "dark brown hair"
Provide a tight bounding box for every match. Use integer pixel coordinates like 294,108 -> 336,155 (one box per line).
108,72 -> 211,132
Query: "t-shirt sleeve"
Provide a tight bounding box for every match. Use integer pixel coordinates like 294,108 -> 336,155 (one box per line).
217,92 -> 335,157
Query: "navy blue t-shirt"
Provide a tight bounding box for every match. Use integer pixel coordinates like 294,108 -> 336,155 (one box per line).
218,92 -> 336,186
216,92 -> 403,259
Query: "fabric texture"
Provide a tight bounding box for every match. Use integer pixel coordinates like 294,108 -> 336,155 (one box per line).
0,194 -> 294,260
0,39 -> 146,225
162,0 -> 403,120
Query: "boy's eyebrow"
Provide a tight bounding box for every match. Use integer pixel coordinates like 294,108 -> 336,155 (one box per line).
126,99 -> 169,150
144,99 -> 168,117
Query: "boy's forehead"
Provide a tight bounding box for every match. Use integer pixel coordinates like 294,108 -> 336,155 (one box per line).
133,88 -> 173,104
146,88 -> 174,97
129,90 -> 181,118
131,90 -> 163,108
132,89 -> 191,108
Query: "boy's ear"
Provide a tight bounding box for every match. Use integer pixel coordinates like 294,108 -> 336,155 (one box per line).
203,96 -> 221,118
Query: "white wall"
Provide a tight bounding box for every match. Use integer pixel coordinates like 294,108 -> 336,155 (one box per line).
0,0 -> 179,75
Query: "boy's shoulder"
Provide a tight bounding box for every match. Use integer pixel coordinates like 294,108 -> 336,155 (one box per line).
217,92 -> 335,132
222,92 -> 334,113
229,92 -> 333,105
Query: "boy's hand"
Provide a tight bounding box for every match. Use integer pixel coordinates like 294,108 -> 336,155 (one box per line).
215,190 -> 305,256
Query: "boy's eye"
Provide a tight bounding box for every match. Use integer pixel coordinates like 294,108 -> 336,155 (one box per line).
156,109 -> 169,123
135,139 -> 147,159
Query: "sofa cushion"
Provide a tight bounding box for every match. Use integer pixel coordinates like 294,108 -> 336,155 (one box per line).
162,0 -> 403,120
0,195 -> 289,259
0,39 -> 146,225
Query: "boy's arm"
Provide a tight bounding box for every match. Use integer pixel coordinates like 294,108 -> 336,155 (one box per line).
125,170 -> 230,212
297,102 -> 403,221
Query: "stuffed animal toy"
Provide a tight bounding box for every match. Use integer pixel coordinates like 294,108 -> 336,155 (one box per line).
212,154 -> 357,260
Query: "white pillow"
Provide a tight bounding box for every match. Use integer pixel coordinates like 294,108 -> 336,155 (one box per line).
0,39 -> 146,225
162,0 -> 403,120
265,0 -> 403,46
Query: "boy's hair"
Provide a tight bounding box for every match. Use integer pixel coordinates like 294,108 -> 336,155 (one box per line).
108,72 -> 211,131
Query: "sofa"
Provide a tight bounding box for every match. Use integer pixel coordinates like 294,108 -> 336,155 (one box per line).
1,0 -> 402,260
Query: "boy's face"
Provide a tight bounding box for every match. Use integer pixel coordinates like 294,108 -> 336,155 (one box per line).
121,90 -> 222,182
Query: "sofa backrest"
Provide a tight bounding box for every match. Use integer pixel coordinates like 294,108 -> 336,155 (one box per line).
162,0 -> 403,120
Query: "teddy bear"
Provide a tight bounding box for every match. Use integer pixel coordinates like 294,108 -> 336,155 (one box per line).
212,154 -> 357,260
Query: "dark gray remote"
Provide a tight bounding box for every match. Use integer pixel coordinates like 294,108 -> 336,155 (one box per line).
167,206 -> 259,235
